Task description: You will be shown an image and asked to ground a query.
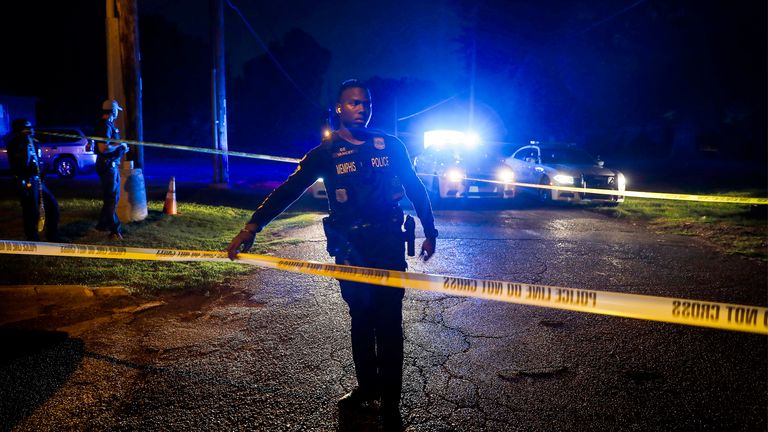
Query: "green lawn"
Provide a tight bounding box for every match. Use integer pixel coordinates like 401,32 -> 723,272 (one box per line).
0,199 -> 321,293
593,190 -> 767,260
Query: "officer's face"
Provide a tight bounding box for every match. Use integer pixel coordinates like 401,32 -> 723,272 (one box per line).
337,87 -> 371,129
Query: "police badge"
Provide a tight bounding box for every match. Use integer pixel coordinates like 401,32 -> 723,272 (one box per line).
374,137 -> 385,150
335,188 -> 349,203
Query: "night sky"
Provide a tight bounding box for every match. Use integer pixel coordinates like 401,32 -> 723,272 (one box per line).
143,0 -> 464,87
0,0 -> 765,163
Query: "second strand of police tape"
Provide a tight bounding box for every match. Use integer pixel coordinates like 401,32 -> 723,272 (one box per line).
36,131 -> 768,205
1,240 -> 765,335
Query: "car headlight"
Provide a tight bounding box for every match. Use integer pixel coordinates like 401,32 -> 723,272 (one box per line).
445,168 -> 466,183
497,168 -> 514,184
553,174 -> 574,185
617,173 -> 626,190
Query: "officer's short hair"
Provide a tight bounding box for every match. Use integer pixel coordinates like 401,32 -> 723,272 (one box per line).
337,79 -> 371,102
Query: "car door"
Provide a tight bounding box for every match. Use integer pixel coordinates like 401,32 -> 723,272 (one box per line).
506,147 -> 525,183
511,146 -> 538,184
531,147 -> 547,182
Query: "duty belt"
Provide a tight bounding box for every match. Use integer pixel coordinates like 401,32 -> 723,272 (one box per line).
322,212 -> 416,257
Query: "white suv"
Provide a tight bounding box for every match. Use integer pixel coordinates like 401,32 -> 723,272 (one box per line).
35,127 -> 97,178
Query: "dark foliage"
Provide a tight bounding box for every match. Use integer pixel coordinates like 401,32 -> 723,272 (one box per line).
229,28 -> 331,158
453,0 -> 767,161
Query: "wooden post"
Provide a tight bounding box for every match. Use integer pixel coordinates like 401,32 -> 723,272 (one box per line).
210,0 -> 230,186
117,0 -> 144,170
107,0 -> 147,222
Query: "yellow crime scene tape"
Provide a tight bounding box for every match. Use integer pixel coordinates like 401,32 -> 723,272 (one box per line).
463,176 -> 768,205
36,131 -> 768,205
37,131 -> 301,164
1,240 -> 766,335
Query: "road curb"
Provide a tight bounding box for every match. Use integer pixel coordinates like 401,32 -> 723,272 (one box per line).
0,285 -> 130,298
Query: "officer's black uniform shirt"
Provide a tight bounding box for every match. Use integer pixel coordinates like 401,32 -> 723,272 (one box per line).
248,129 -> 438,238
94,119 -> 123,163
6,133 -> 41,179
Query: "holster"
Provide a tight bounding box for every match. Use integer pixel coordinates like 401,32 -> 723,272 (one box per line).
322,216 -> 347,257
403,215 -> 415,257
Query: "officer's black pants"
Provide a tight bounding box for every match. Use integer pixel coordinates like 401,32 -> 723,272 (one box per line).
336,228 -> 407,408
96,163 -> 122,234
17,179 -> 59,241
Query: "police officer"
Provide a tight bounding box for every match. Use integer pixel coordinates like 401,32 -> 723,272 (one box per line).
6,118 -> 60,241
94,99 -> 128,240
227,79 -> 437,430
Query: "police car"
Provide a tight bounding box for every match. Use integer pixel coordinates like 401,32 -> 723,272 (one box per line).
505,142 -> 626,205
307,178 -> 327,199
413,130 -> 515,201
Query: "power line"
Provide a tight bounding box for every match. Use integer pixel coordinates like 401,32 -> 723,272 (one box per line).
225,0 -> 321,108
575,0 -> 648,36
397,94 -> 459,121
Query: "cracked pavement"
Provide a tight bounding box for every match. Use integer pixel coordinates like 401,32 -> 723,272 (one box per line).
1,207 -> 766,431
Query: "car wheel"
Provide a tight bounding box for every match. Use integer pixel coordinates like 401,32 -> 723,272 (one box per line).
538,176 -> 552,203
55,156 -> 77,178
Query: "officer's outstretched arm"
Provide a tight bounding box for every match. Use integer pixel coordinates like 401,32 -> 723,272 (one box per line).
227,223 -> 258,260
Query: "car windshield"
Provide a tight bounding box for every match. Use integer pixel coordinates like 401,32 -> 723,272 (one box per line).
540,148 -> 594,165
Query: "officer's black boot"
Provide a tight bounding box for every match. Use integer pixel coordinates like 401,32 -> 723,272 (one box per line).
338,387 -> 378,411
380,402 -> 403,431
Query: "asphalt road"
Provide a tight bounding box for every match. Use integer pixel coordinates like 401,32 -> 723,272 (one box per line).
0,198 -> 766,431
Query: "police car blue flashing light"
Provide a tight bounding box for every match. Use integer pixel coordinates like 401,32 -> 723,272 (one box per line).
414,129 -> 516,201
423,130 -> 480,150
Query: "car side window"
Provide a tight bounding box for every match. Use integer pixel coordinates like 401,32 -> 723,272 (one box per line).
514,148 -> 530,161
516,148 -> 537,163
36,133 -> 51,145
37,129 -> 83,144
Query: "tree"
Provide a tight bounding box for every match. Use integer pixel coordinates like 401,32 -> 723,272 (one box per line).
229,28 -> 331,157
139,15 -> 212,154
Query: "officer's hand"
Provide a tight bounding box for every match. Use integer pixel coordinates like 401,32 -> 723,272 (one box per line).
227,226 -> 257,260
420,237 -> 436,262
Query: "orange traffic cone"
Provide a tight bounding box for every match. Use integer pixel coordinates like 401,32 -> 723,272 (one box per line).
162,176 -> 177,215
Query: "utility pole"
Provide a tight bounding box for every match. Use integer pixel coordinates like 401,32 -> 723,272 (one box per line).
468,37 -> 476,133
118,0 -> 144,170
210,0 -> 229,186
106,0 -> 125,134
107,0 -> 147,222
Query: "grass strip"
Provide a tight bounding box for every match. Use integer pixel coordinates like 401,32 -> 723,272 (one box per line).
593,190 -> 766,260
0,199 -> 321,293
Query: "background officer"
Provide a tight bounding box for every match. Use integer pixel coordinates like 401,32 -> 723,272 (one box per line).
94,99 -> 128,240
6,118 -> 59,241
227,79 -> 437,431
